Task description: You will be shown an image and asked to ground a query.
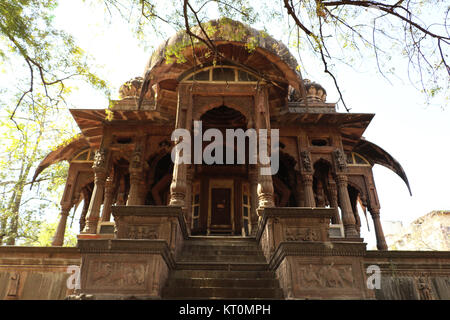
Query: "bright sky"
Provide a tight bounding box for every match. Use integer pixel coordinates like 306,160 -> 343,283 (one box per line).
51,1 -> 449,248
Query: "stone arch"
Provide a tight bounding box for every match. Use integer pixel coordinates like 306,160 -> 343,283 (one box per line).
193,98 -> 251,123
348,184 -> 363,234
313,159 -> 333,208
274,152 -> 297,207
145,153 -> 173,205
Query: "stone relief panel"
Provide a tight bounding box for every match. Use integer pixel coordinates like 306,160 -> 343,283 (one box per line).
87,261 -> 146,290
126,224 -> 159,239
295,264 -> 355,289
285,227 -> 320,242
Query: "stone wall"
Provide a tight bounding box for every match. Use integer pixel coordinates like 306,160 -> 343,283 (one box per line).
0,247 -> 80,300
365,250 -> 450,300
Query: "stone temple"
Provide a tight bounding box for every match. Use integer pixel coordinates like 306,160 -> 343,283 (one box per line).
1,19 -> 449,300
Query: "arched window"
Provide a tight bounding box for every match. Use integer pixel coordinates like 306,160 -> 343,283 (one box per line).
71,149 -> 95,163
182,66 -> 259,83
345,152 -> 371,166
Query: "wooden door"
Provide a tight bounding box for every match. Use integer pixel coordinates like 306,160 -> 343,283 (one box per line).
211,188 -> 231,228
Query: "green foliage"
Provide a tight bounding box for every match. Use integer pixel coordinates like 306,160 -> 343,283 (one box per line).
0,0 -> 111,245
98,0 -> 448,106
0,0 -> 110,109
0,91 -> 76,245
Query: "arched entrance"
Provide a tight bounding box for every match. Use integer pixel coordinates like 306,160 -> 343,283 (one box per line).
191,105 -> 251,236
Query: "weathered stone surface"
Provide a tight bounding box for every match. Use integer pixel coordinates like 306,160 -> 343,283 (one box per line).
112,205 -> 188,259
0,247 -> 80,300
78,239 -> 174,299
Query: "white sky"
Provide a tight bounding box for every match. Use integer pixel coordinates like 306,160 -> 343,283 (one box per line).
51,1 -> 450,248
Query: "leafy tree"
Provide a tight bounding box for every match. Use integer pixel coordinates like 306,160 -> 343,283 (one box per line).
0,0 -> 109,124
0,1 -> 109,245
0,91 -> 77,245
99,0 -> 449,109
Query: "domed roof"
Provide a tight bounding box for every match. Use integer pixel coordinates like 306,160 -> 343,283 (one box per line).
144,18 -> 302,90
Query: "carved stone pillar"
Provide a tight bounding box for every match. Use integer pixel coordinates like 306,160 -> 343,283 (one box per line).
299,150 -> 315,207
256,86 -> 275,212
185,167 -> 193,231
169,84 -> 190,207
249,165 -> 259,234
328,181 -> 342,224
302,174 -> 316,207
101,175 -> 115,222
369,207 -> 388,250
79,188 -> 91,233
294,172 -> 305,207
83,149 -> 108,234
116,174 -> 126,205
127,144 -> 144,206
52,204 -> 72,246
336,175 -> 358,238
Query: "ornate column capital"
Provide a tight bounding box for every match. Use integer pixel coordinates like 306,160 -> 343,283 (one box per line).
336,174 -> 348,185
302,173 -> 314,184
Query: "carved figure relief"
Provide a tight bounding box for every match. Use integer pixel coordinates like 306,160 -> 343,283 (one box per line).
285,227 -> 320,241
130,146 -> 143,169
296,264 -> 355,289
333,149 -> 347,171
127,225 -> 158,239
300,151 -> 312,172
416,275 -> 434,300
89,261 -> 146,288
93,148 -> 106,169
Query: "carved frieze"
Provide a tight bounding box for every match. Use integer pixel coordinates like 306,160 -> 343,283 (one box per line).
285,227 -> 320,242
127,225 -> 159,239
88,261 -> 146,289
296,264 -> 355,289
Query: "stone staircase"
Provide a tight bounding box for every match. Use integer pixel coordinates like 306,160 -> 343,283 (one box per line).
162,236 -> 284,299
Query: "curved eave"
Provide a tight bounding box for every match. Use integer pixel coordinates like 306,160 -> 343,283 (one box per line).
353,139 -> 412,196
31,136 -> 89,185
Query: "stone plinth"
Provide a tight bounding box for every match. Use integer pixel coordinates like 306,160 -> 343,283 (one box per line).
256,207 -> 334,260
271,242 -> 373,299
77,239 -> 174,299
112,205 -> 187,259
256,207 -> 373,299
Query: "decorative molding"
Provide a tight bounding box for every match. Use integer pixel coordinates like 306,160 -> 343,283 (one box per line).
77,239 -> 175,269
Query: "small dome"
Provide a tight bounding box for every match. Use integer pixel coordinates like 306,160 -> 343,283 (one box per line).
288,80 -> 327,103
119,77 -> 153,99
304,80 -> 327,102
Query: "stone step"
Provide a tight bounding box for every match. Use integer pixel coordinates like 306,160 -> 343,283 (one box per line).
166,277 -> 280,288
162,287 -> 284,299
177,254 -> 267,263
171,269 -> 276,279
180,250 -> 264,258
182,245 -> 262,253
183,243 -> 260,250
176,262 -> 269,271
188,236 -> 257,242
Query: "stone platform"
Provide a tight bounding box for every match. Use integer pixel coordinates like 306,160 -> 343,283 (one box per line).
0,207 -> 449,300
